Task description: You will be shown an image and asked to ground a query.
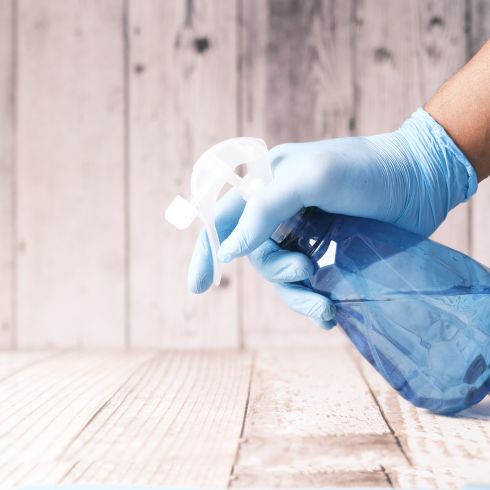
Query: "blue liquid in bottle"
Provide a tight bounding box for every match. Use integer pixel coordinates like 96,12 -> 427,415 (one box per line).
272,207 -> 490,414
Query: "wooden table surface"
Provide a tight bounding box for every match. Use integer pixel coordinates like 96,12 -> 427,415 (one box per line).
1,335 -> 489,489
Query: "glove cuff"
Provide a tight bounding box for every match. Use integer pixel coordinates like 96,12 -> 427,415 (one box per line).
389,107 -> 478,235
409,108 -> 478,202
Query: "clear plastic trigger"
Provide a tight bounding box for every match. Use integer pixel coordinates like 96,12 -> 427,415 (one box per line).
165,137 -> 271,288
199,207 -> 222,287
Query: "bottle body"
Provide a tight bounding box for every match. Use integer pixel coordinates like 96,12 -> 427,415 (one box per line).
273,207 -> 490,413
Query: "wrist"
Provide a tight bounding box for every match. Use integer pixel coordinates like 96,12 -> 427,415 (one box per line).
424,40 -> 490,182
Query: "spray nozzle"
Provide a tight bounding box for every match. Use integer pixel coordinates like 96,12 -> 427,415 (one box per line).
165,137 -> 271,286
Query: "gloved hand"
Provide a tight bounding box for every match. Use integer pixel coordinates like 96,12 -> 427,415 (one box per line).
188,108 -> 477,328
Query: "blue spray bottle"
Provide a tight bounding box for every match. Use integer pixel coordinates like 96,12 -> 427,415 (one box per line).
166,138 -> 490,414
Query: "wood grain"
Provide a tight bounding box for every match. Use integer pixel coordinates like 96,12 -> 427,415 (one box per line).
469,0 -> 490,266
0,0 -> 14,348
239,0 -> 355,348
128,0 -> 240,348
0,350 -> 488,488
0,349 -> 61,381
0,1 -> 488,348
0,351 -> 151,487
355,0 -> 471,254
359,359 -> 490,489
230,347 -> 408,487
472,178 -> 490,265
15,0 -> 126,347
60,351 -> 252,486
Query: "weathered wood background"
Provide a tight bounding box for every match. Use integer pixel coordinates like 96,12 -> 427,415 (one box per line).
0,0 -> 489,349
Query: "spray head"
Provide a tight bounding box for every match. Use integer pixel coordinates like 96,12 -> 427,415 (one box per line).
165,137 -> 271,286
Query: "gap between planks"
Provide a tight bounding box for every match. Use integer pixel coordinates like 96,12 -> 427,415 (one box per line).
0,350 -> 253,488
0,347 -> 398,488
353,347 -> 490,489
2,348 -> 488,489
228,346 -> 406,488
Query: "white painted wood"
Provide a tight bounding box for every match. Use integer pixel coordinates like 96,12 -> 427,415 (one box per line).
0,349 -> 486,488
0,463 -> 75,489
1,0 -> 487,349
360,359 -> 490,489
418,1 -> 471,254
60,351 -> 252,486
129,0 -> 240,348
16,0 -> 126,347
243,321 -> 339,349
472,178 -> 490,264
239,0 -> 355,348
0,350 -> 61,381
230,348 -> 406,487
356,0 -> 471,254
0,0 -> 14,348
0,351 -> 151,487
469,0 -> 490,265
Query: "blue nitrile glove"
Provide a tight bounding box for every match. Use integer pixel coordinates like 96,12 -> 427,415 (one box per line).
188,108 -> 478,328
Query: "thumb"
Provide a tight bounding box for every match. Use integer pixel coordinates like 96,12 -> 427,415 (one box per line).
218,179 -> 302,262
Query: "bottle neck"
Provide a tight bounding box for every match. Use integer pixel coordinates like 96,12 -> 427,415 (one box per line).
271,207 -> 336,258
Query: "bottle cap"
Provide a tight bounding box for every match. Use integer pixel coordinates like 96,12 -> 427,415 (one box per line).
165,137 -> 272,286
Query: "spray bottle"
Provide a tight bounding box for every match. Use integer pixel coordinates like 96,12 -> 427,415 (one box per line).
166,138 -> 490,414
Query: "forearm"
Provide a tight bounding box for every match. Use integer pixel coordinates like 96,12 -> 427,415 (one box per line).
425,40 -> 490,182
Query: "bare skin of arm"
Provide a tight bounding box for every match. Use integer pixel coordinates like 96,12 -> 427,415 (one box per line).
425,40 -> 490,182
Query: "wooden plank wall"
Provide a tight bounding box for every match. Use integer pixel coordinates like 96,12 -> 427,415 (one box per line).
239,0 -> 355,348
0,0 -> 15,348
0,0 -> 488,349
470,0 -> 490,264
15,0 -> 127,348
355,0 -> 470,252
128,0 -> 240,349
